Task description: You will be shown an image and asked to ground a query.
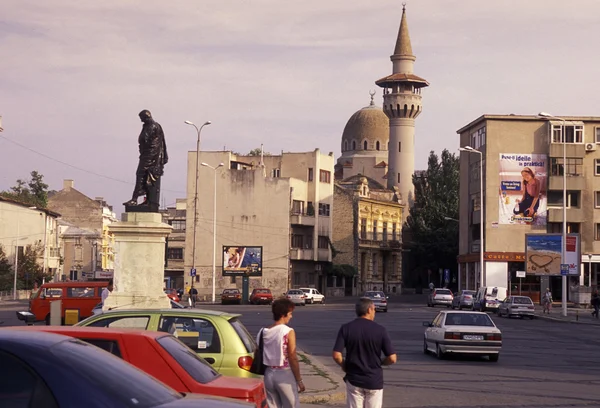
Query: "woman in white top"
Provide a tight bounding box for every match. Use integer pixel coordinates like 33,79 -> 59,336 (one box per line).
257,298 -> 305,408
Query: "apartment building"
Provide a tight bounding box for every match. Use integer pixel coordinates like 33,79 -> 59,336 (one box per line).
457,114 -> 600,303
185,149 -> 334,299
161,198 -> 186,289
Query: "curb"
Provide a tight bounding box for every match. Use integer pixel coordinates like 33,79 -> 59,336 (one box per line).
535,313 -> 600,326
297,351 -> 346,405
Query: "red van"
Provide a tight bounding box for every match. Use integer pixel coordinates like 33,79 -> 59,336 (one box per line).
26,281 -> 109,324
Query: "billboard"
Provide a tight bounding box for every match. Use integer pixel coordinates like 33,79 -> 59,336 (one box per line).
498,153 -> 547,226
222,246 -> 263,277
525,233 -> 580,276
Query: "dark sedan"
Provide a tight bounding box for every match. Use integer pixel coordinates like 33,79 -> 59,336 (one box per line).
362,291 -> 388,312
0,329 -> 255,408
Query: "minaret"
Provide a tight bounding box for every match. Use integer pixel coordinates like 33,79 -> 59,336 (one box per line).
376,3 -> 428,206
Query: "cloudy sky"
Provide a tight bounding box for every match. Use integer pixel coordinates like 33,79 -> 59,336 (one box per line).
1,0 -> 598,213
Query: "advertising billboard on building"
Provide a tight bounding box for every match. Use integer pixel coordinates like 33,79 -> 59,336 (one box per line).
525,233 -> 580,276
222,246 -> 263,276
498,153 -> 547,226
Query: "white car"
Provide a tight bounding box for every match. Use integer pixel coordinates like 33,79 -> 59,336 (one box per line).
300,288 -> 325,304
422,310 -> 502,362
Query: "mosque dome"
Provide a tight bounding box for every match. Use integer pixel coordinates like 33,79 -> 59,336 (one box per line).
341,93 -> 389,153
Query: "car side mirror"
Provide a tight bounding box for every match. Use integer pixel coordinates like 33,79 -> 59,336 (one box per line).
422,321 -> 432,327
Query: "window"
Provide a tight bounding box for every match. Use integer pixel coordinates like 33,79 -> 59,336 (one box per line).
158,316 -> 221,354
551,124 -> 583,143
363,140 -> 368,150
352,141 -> 356,150
318,203 -> 330,216
271,168 -> 281,177
392,223 -> 397,241
291,234 -> 304,248
596,127 -> 600,144
373,220 -> 378,241
319,170 -> 331,184
80,339 -> 123,358
291,200 -> 304,215
444,313 -> 494,327
596,159 -> 600,176
308,168 -> 314,181
376,141 -> 380,150
230,276 -> 236,284
167,248 -> 184,260
86,316 -> 150,329
397,173 -> 400,183
360,253 -> 366,276
229,318 -> 256,353
596,192 -> 600,208
470,127 -> 487,149
596,224 -> 600,240
43,287 -> 63,298
550,158 -> 583,176
382,222 -> 388,242
344,140 -> 348,151
318,236 -> 329,249
170,220 -> 186,231
360,219 -> 367,239
392,255 -> 397,276
548,223 -> 580,234
157,336 -> 219,384
68,287 -> 95,297
471,194 -> 481,212
547,191 -> 580,208
398,142 -> 401,152
372,254 -> 378,276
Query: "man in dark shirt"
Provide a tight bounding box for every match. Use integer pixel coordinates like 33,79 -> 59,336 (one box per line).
332,297 -> 396,408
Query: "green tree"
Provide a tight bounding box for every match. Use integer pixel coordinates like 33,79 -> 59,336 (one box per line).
0,244 -> 14,292
247,147 -> 271,156
16,242 -> 52,290
405,149 -> 460,280
0,170 -> 49,208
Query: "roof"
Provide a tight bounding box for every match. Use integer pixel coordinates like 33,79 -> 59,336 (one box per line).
11,325 -> 169,339
393,5 -> 413,56
341,96 -> 389,150
0,196 -> 61,218
338,174 -> 387,190
0,328 -> 68,348
375,73 -> 429,88
42,281 -> 109,287
456,114 -> 600,134
61,226 -> 102,238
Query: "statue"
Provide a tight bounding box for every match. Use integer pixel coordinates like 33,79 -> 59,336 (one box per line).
123,110 -> 168,212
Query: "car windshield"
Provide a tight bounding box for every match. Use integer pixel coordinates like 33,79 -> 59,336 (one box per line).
435,290 -> 451,295
444,313 -> 495,327
256,289 -> 270,294
301,289 -> 310,293
157,335 -> 220,384
51,338 -> 181,407
229,318 -> 256,353
365,292 -> 385,298
223,289 -> 239,294
513,297 -> 533,304
289,290 -> 301,294
463,291 -> 475,296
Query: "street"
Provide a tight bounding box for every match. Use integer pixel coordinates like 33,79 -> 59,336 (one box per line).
2,297 -> 600,407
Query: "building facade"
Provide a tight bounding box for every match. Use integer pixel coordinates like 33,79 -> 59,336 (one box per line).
185,149 -> 334,299
457,114 -> 600,303
332,176 -> 403,296
161,198 -> 186,289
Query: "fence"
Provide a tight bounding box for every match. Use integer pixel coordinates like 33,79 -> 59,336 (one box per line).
0,290 -> 33,301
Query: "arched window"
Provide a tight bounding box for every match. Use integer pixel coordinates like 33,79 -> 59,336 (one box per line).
344,140 -> 348,151
352,140 -> 356,150
363,140 -> 368,150
376,141 -> 380,151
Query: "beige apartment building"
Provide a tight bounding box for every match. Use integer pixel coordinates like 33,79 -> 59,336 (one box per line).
161,198 -> 186,289
185,149 -> 334,299
458,114 -> 600,303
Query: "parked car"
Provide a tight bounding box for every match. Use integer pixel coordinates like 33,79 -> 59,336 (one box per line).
473,286 -> 508,312
497,295 -> 535,319
0,329 -> 252,407
300,288 -> 325,304
221,289 -> 242,305
422,310 -> 502,362
77,308 -> 259,378
249,288 -> 273,305
451,290 -> 476,310
362,291 -> 388,312
11,326 -> 266,407
284,289 -> 306,306
427,288 -> 454,308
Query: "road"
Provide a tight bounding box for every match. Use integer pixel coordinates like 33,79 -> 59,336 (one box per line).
3,297 -> 600,407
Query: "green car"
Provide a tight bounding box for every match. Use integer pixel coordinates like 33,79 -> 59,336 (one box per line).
76,308 -> 260,378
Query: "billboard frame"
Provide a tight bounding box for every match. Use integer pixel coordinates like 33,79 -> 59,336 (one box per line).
222,245 -> 263,277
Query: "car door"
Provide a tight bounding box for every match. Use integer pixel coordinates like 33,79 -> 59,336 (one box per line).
426,313 -> 443,344
157,314 -> 224,371
314,289 -> 323,302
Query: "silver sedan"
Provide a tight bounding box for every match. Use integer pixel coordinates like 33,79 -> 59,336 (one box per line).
285,289 -> 306,306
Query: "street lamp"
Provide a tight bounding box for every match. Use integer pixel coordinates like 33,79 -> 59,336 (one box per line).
460,146 -> 484,288
184,120 -> 211,300
538,112 -> 568,318
201,162 -> 224,304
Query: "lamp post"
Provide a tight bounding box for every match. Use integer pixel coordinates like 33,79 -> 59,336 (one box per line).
538,112 -> 568,317
201,162 -> 224,304
588,254 -> 592,288
184,120 -> 211,300
460,146 -> 484,288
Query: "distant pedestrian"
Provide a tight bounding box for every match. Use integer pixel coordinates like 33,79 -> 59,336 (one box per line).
591,291 -> 599,319
332,298 -> 397,408
101,279 -> 114,305
189,287 -> 198,307
257,298 -> 305,408
542,288 -> 552,314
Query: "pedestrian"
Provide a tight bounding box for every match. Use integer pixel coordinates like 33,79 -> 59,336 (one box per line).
542,288 -> 552,314
257,298 -> 305,408
591,291 -> 599,319
332,297 -> 397,408
189,287 -> 198,307
101,279 -> 113,306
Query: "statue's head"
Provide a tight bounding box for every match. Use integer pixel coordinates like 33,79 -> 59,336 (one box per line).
139,110 -> 153,123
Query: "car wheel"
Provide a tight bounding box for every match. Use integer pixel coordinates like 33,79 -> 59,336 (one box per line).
384,308 -> 388,313
423,338 -> 428,354
321,299 -> 325,304
436,344 -> 445,360
489,354 -> 499,362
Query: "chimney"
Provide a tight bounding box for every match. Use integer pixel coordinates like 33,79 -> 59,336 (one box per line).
63,179 -> 74,190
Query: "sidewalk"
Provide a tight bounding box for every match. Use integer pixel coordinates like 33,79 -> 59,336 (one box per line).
535,304 -> 600,325
297,350 -> 346,405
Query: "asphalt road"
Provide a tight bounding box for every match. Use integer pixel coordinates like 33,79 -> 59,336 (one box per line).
3,297 -> 600,407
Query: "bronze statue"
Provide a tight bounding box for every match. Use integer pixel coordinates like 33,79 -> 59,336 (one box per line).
123,110 -> 168,212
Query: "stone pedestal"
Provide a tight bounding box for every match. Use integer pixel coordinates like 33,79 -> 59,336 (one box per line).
103,212 -> 172,311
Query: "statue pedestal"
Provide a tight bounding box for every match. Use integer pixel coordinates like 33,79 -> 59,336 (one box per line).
103,212 -> 172,311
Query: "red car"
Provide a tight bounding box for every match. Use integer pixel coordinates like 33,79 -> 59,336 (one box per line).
165,289 -> 181,303
12,326 -> 267,408
249,288 -> 273,305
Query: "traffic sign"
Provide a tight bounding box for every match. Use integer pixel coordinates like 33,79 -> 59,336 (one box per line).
190,268 -> 196,277
516,271 -> 526,278
560,264 -> 569,275
443,269 -> 450,282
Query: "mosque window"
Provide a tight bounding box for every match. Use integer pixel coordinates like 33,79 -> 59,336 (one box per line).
363,141 -> 368,150
399,142 -> 401,152
376,141 -> 380,151
397,173 -> 400,183
344,140 -> 348,151
352,141 -> 356,150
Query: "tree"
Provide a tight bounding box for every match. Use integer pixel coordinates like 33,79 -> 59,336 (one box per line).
16,242 -> 52,290
405,149 -> 459,285
247,147 -> 271,156
0,170 -> 49,208
0,244 -> 13,292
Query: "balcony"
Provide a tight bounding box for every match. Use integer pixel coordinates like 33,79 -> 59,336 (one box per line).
548,207 -> 584,223
379,240 -> 402,251
548,176 -> 585,191
290,212 -> 315,226
549,143 -> 585,159
290,248 -> 314,261
317,248 -> 330,262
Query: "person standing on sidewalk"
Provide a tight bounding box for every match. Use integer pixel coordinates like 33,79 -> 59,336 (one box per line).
258,298 -> 305,408
542,288 -> 552,314
332,298 -> 397,408
591,291 -> 599,319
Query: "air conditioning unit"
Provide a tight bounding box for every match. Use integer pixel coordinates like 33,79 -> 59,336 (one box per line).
585,143 -> 596,152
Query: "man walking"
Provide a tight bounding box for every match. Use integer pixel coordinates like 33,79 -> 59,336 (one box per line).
332,298 -> 396,408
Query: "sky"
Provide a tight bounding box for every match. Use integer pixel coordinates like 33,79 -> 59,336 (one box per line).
1,0 -> 599,214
